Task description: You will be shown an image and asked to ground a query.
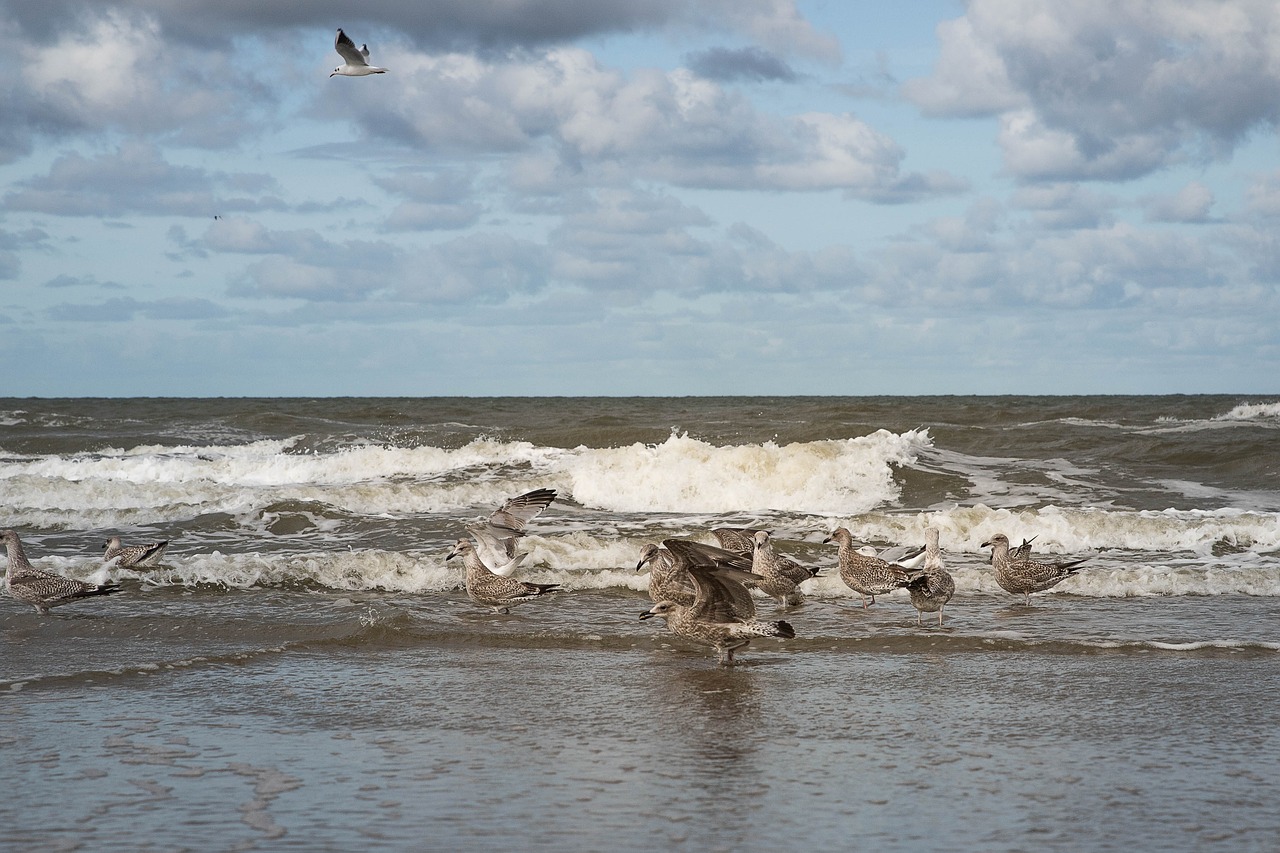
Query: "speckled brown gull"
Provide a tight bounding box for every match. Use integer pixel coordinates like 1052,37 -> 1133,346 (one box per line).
906,527 -> 954,627
330,28 -> 387,77
103,536 -> 168,568
446,538 -> 558,614
749,530 -> 819,609
637,539 -> 756,617
467,488 -> 557,577
981,533 -> 1089,605
823,527 -> 915,608
640,545 -> 791,666
709,527 -> 760,553
3,529 -> 119,614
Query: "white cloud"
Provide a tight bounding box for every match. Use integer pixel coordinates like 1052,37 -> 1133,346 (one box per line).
329,48 -> 960,200
3,142 -> 285,217
1144,181 -> 1216,223
906,0 -> 1280,182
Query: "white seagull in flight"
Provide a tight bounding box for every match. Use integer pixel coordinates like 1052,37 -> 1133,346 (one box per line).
331,28 -> 387,77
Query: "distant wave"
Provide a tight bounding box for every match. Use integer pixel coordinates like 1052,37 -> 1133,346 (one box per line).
1148,400 -> 1280,433
1215,401 -> 1280,421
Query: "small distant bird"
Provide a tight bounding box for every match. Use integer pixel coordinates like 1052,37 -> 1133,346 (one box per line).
466,488 -> 557,577
906,527 -> 954,627
824,527 -> 916,608
749,530 -> 820,609
641,543 -> 792,666
103,536 -> 168,569
982,533 -> 1090,605
3,529 -> 120,614
331,28 -> 387,77
446,538 -> 558,614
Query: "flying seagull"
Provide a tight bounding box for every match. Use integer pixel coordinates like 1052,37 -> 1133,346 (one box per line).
331,28 -> 387,77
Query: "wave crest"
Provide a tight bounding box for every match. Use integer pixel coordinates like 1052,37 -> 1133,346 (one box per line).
564,429 -> 930,514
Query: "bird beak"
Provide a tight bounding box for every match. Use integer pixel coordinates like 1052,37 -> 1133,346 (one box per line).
446,548 -> 459,561
980,540 -> 991,548
639,609 -> 657,620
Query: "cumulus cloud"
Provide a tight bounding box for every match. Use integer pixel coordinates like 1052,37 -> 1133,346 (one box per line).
1144,181 -> 1216,223
1012,183 -> 1117,230
0,226 -> 51,280
5,0 -> 837,58
905,1 -> 1280,182
372,170 -> 485,231
0,9 -> 279,160
329,48 -> 960,201
3,142 -> 286,217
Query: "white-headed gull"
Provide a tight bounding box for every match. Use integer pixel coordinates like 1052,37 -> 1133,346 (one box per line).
331,28 -> 387,77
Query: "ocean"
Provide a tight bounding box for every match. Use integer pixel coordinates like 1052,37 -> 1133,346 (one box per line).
2,395 -> 1278,852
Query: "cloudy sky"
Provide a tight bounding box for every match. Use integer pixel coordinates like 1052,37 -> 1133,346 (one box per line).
1,1 -> 1277,396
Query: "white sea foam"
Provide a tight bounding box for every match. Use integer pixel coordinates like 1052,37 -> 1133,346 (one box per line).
564,429 -> 930,515
1215,401 -> 1280,421
822,504 -> 1280,556
0,429 -> 931,526
30,532 -> 1268,598
4,425 -> 1278,598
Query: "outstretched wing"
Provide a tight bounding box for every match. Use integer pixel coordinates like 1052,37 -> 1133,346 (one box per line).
484,488 -> 557,539
467,488 -> 557,574
684,562 -> 761,622
335,29 -> 368,66
663,538 -> 753,574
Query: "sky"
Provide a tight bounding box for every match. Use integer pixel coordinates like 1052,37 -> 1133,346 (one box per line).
0,0 -> 1278,397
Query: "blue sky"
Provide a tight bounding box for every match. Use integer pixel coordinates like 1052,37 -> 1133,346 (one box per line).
1,0 -> 1277,396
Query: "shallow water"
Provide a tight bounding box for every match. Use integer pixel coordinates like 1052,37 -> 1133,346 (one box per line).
4,590 -> 1280,852
3,396 -> 1279,850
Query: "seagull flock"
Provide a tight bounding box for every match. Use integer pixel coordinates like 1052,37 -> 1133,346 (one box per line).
2,30 -> 1098,661
2,484 -> 1095,666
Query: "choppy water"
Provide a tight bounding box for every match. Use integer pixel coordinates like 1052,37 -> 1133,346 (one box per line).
3,396 -> 1279,851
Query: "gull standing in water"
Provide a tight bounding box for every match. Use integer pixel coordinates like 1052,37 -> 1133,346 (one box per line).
466,488 -> 557,577
446,539 -> 558,614
103,536 -> 168,568
906,527 -> 954,627
330,28 -> 387,77
749,530 -> 819,609
982,533 -> 1090,605
637,539 -> 755,615
824,527 -> 916,608
641,542 -> 792,666
3,529 -> 120,614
